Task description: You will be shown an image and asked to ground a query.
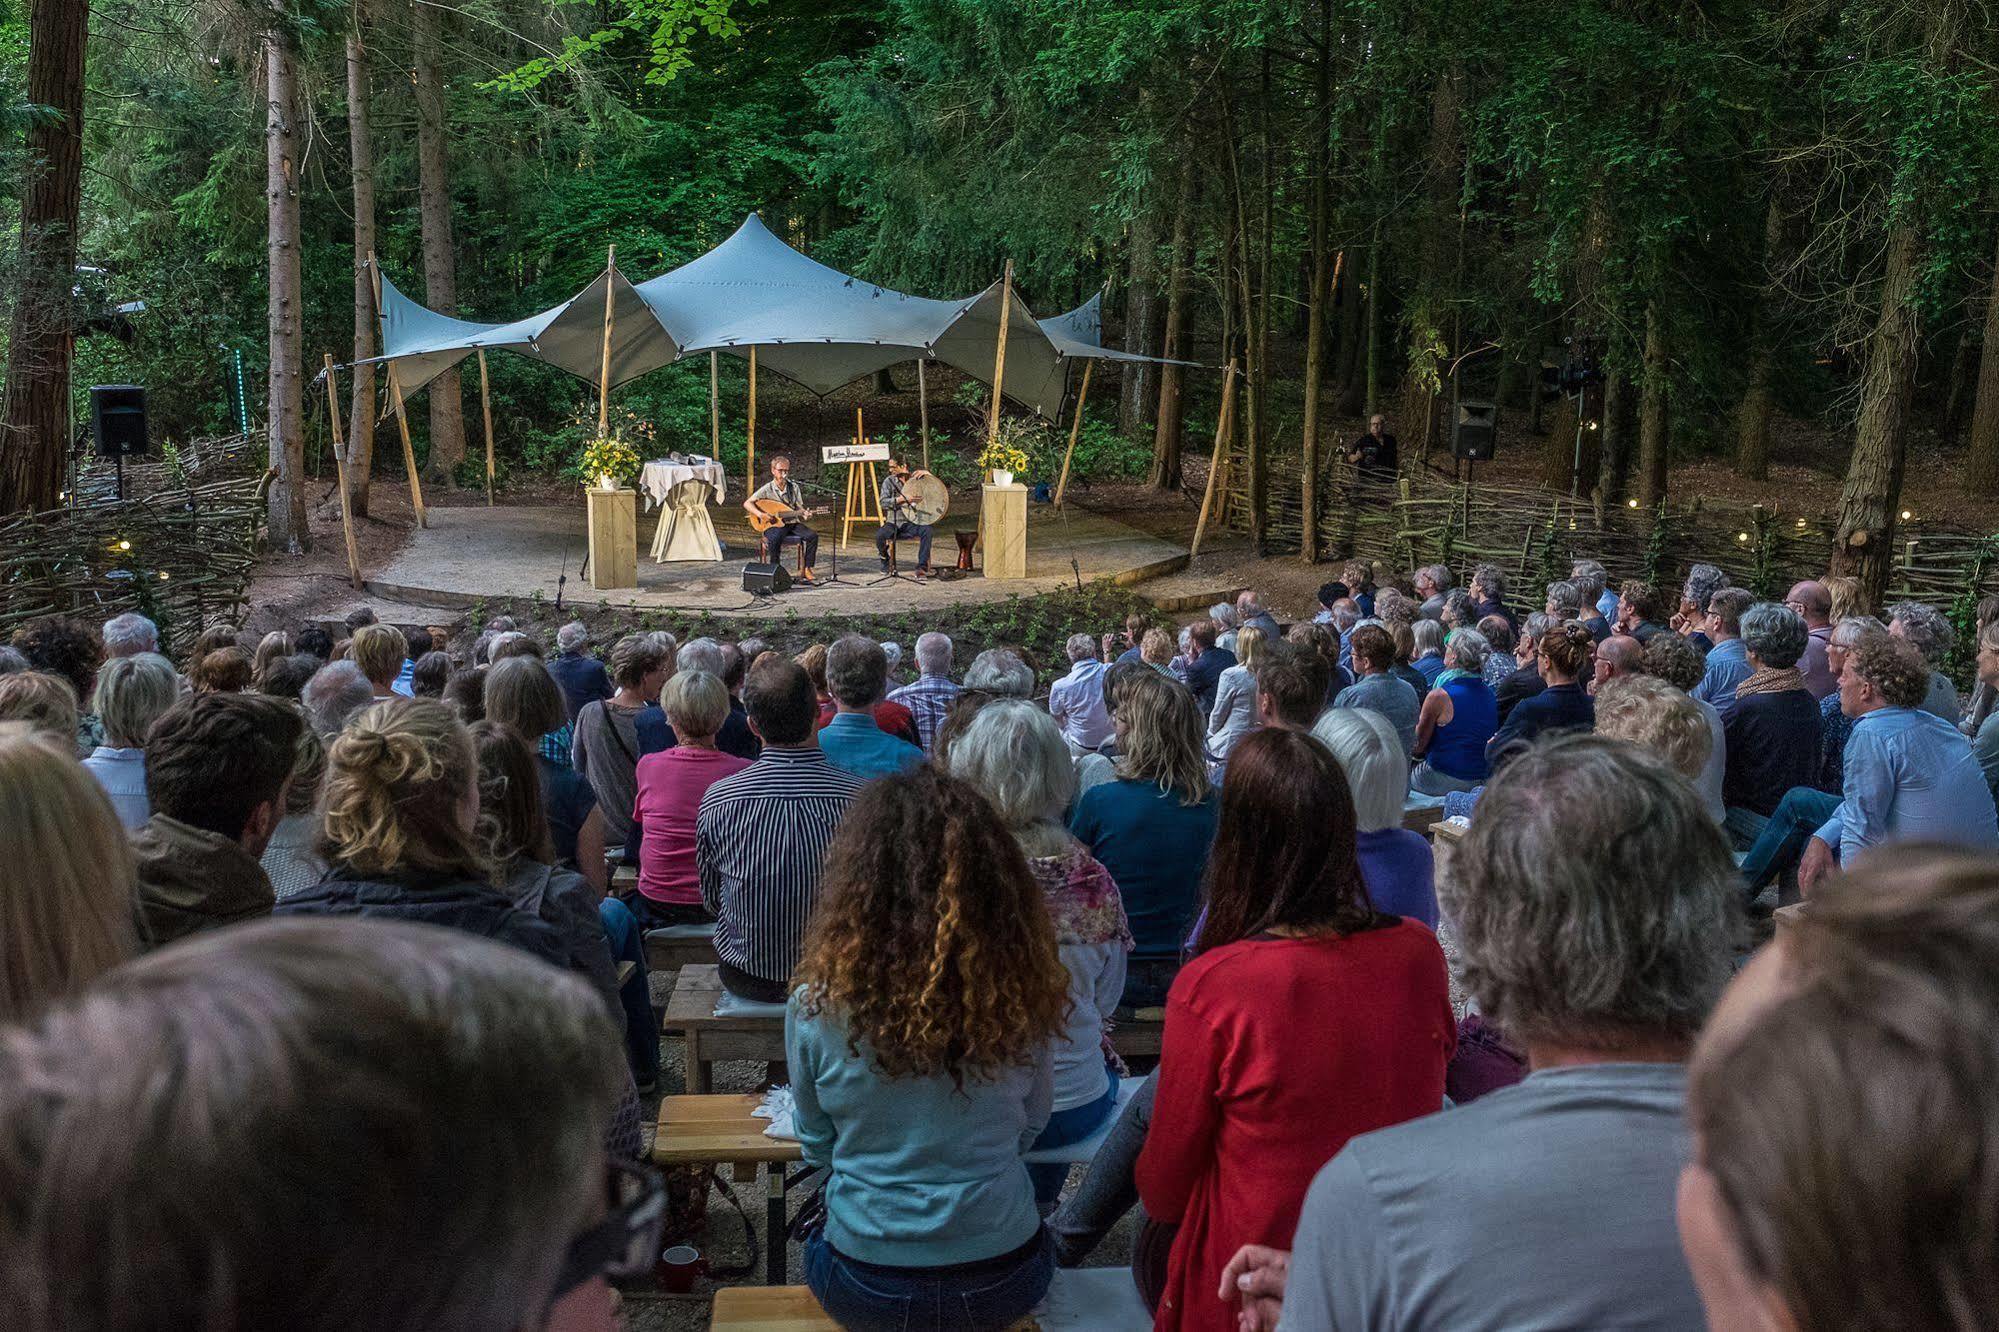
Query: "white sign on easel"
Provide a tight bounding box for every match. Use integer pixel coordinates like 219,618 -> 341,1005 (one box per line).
823,441 -> 890,464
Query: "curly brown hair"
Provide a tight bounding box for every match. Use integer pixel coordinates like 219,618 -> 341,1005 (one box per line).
10,616 -> 102,703
792,767 -> 1070,1088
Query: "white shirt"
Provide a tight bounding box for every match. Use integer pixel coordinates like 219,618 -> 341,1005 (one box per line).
1048,659 -> 1114,752
81,746 -> 149,829
1208,663 -> 1261,759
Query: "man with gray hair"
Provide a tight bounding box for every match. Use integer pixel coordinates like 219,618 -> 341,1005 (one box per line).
1495,611 -> 1552,724
101,612 -> 159,660
1236,591 -> 1282,644
1048,633 -> 1113,753
1678,564 -> 1730,652
301,660 -> 373,737
1569,558 -> 1616,622
547,620 -> 612,722
817,635 -> 921,779
964,647 -> 1036,700
1785,579 -> 1837,699
1691,587 -> 1756,711
1887,601 -> 1960,720
1413,564 -> 1454,621
887,631 -> 960,751
1230,735 -> 1733,1330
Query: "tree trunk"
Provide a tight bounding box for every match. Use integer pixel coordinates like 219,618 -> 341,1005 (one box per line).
1149,155 -> 1195,490
1636,304 -> 1670,507
1399,62 -> 1464,464
0,0 -> 87,514
1967,223 -> 1999,492
1334,246 -> 1365,416
1300,0 -> 1332,563
1541,387 -> 1577,491
412,0 -> 464,485
265,20 -> 309,552
345,0 -> 377,516
1734,195 -> 1784,480
1831,222 -> 1921,601
1120,206 -> 1160,435
1250,49 -> 1273,551
1596,365 -> 1635,500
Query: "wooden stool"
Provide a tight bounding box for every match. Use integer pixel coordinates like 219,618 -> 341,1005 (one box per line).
954,529 -> 977,571
655,1094 -> 809,1286
662,965 -> 787,1093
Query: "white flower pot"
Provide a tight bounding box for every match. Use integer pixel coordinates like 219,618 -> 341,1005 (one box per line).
991,468 -> 1014,487
597,473 -> 617,492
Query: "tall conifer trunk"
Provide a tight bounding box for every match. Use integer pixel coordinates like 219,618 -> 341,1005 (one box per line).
412,0 -> 465,483
266,18 -> 309,551
346,0 -> 378,515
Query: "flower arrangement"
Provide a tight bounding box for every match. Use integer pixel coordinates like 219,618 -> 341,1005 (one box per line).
977,416 -> 1040,482
578,430 -> 643,491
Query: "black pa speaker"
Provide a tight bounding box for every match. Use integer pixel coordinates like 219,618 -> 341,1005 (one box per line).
91,384 -> 149,458
742,562 -> 791,596
1453,399 -> 1496,462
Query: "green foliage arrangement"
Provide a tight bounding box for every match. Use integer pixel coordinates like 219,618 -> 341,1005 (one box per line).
578,427 -> 645,490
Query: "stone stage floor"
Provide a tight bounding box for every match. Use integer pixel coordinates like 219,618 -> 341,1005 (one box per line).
363,500 -> 1189,617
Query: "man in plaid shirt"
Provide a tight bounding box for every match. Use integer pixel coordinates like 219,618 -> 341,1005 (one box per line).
886,632 -> 961,752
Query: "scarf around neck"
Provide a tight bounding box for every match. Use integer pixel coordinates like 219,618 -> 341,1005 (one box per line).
1734,665 -> 1806,700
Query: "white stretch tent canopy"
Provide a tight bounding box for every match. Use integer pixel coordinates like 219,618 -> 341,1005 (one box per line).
369,214 -> 1193,420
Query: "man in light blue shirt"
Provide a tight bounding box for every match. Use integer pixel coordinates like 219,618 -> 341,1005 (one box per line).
1800,634 -> 1999,892
816,635 -> 922,780
1690,587 -> 1756,711
1048,633 -> 1114,753
1333,625 -> 1419,757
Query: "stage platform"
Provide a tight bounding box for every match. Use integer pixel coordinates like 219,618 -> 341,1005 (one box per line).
363,500 -> 1188,618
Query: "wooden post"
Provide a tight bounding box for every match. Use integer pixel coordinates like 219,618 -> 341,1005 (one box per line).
1053,358 -> 1093,508
477,348 -> 494,505
917,356 -> 931,471
322,353 -> 365,589
597,245 -> 616,437
985,260 -> 1014,455
1190,358 -> 1240,558
367,252 -> 427,528
746,345 -> 758,493
709,349 -> 720,458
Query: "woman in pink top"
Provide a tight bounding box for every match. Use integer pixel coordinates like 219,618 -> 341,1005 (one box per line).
629,670 -> 751,926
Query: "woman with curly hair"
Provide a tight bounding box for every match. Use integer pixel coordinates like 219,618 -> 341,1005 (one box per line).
10,615 -> 104,751
787,766 -> 1071,1330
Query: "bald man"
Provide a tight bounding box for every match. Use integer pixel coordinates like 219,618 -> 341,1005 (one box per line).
1788,580 -> 1836,700
1591,634 -> 1645,697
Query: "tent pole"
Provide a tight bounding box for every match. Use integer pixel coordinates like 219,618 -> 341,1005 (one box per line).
477,349 -> 494,506
368,250 -> 427,528
917,357 -> 931,471
322,353 -> 365,589
709,350 -> 720,458
746,345 -> 758,493
597,245 -> 616,438
1191,357 -> 1239,558
985,259 -> 1014,465
1054,358 -> 1092,509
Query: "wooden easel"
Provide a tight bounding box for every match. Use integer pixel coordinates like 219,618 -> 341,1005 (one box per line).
839,406 -> 884,550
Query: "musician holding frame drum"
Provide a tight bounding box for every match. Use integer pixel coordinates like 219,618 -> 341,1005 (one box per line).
877,457 -> 947,578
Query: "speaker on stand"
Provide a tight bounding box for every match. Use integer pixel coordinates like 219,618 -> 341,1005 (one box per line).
1452,398 -> 1496,486
91,384 -> 149,501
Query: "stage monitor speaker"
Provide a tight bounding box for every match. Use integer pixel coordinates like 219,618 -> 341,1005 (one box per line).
91,384 -> 149,458
742,562 -> 791,596
1453,400 -> 1496,462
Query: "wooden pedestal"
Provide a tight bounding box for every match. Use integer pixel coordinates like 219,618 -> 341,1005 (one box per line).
586,486 -> 638,591
977,482 -> 1028,580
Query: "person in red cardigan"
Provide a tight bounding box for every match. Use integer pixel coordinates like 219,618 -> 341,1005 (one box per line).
1133,728 -> 1455,1332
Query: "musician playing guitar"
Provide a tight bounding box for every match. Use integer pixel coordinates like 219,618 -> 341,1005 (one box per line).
743,454 -> 825,581
876,457 -> 937,577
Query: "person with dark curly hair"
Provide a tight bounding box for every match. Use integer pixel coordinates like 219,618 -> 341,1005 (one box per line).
10,615 -> 104,752
787,766 -> 1072,1330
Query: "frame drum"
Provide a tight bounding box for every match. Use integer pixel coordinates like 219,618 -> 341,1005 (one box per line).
904,473 -> 950,526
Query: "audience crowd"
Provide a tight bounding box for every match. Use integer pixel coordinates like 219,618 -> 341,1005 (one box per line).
1,552 -> 1996,1331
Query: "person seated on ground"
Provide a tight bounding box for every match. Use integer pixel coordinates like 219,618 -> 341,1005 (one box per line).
190,646 -> 254,695
818,635 -> 924,780
1690,587 -> 1756,710
1253,642 -> 1330,734
630,670 -> 752,930
1475,615 -> 1516,690
11,614 -> 103,752
1570,561 -> 1616,636
1487,621 -> 1595,768
548,619 -> 613,721
1785,578 -> 1839,699
1617,579 -> 1670,643
302,659 -> 373,737
1409,619 -> 1448,687
1236,591 -> 1282,644
349,624 -> 407,703
1886,599 -> 1960,721
945,700 -> 1131,1208
1719,603 -> 1823,848
408,649 -> 452,699
1411,629 -> 1499,796
1069,670 -> 1219,1011
1209,602 -> 1241,655
133,693 -> 300,949
1225,734 -> 1734,1332
786,768 -> 1069,1331
1050,632 -> 1116,755
1680,849 -> 1999,1332
260,725 -> 327,903
1675,563 -> 1729,654
1412,564 -> 1453,620
697,658 -> 862,1003
1334,624 -> 1420,758
1123,730 -> 1451,1330
1593,675 -> 1714,798
81,652 -> 176,829
0,671 -> 78,748
572,633 -> 669,861
887,631 -> 961,751
0,918 -> 639,1332
1181,619 -> 1236,717
485,656 -> 607,895
1311,708 -> 1434,928
1469,563 -> 1514,633
1207,625 -> 1266,762
100,611 -> 158,660
1636,632 -> 1729,824
0,724 -> 137,1021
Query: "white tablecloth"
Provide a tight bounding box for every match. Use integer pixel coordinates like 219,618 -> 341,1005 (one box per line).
639,457 -> 727,510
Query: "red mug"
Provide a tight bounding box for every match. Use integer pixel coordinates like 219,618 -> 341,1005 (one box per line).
656,1244 -> 709,1294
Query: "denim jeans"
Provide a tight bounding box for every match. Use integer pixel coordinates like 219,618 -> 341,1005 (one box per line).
597,897 -> 658,1088
875,521 -> 933,569
1028,1069 -> 1119,1209
804,1227 -> 1053,1331
1737,787 -> 1841,893
1722,804 -> 1772,851
1048,1069 -> 1158,1267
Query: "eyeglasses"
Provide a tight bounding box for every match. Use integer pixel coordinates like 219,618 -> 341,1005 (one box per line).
548,1158 -> 668,1302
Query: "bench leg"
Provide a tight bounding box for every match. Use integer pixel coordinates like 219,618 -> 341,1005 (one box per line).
767,1165 -> 786,1285
684,1032 -> 711,1095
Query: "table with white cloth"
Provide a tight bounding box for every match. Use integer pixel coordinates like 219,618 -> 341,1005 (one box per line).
639,457 -> 727,562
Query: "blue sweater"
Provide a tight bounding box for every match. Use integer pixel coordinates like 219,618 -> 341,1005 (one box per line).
1358,827 -> 1438,929
786,997 -> 1050,1267
1070,777 -> 1220,961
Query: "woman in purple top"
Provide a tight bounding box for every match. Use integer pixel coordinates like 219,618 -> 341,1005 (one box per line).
1312,708 -> 1438,928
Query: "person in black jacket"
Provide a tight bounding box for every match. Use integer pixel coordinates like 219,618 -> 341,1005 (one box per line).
1181,619 -> 1237,716
1487,622 -> 1597,769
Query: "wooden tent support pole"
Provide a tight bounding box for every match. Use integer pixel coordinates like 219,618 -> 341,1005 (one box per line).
322,353 -> 365,589
709,350 -> 720,458
917,356 -> 931,471
985,259 -> 1014,457
367,250 -> 426,527
1190,357 -> 1239,558
477,349 -> 494,506
1053,358 -> 1093,508
746,345 -> 758,493
597,245 -> 616,437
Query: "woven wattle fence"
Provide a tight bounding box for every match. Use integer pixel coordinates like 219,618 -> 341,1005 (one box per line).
0,434 -> 266,649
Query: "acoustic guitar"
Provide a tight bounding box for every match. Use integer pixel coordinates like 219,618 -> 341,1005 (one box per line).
745,498 -> 831,533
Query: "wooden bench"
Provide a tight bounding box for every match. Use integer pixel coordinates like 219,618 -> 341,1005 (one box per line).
664,965 -> 1164,1092
644,922 -> 720,974
711,1269 -> 1152,1330
1429,815 -> 1469,883
1401,801 -> 1446,836
654,1093 -> 811,1285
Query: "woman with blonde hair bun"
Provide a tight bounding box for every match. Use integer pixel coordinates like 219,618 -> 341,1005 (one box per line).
1207,623 -> 1265,760
0,723 -> 137,1020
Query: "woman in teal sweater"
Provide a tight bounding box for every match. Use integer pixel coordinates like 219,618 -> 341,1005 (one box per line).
787,767 -> 1074,1330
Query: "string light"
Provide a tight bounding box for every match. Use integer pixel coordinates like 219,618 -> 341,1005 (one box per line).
1796,518 -> 1807,529
1900,509 -> 1913,521
1737,532 -> 1750,543
1626,498 -> 1640,509
1586,420 -> 1600,432
158,571 -> 170,581
117,539 -> 131,552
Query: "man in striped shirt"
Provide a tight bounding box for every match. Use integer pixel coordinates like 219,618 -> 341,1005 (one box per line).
697,657 -> 863,1002
886,631 -> 961,751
